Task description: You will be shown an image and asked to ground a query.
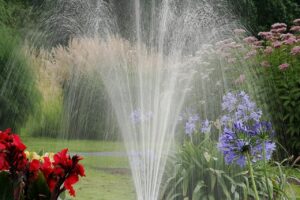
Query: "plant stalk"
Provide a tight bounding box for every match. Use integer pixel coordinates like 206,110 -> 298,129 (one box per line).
262,142 -> 272,200
246,153 -> 259,200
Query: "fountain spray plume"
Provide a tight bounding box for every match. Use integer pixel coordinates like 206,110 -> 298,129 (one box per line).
29,0 -> 244,199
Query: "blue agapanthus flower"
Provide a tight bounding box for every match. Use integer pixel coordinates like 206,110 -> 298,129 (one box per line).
185,114 -> 199,135
218,91 -> 276,167
200,119 -> 211,133
221,91 -> 262,127
130,110 -> 153,123
218,121 -> 276,167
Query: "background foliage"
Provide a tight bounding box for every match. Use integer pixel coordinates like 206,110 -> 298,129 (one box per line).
228,0 -> 300,33
0,27 -> 40,131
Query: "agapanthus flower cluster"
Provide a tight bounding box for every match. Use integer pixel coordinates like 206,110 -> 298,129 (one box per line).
221,91 -> 262,126
218,92 -> 276,167
130,109 -> 153,124
180,112 -> 211,136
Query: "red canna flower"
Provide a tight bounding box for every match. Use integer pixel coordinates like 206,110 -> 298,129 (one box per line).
28,159 -> 41,180
41,149 -> 85,197
0,128 -> 28,172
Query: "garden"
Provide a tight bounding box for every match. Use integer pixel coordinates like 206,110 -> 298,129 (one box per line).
0,0 -> 300,199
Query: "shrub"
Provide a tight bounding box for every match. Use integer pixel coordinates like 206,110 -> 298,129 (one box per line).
0,27 -> 40,131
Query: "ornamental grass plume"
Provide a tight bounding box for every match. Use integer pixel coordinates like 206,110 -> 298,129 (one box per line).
234,28 -> 246,35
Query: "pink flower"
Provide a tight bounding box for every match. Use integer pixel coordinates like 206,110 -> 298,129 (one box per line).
284,37 -> 297,45
243,36 -> 258,44
264,46 -> 273,54
271,23 -> 287,29
272,41 -> 282,48
293,19 -> 300,25
291,46 -> 300,55
279,63 -> 289,71
258,32 -> 273,40
290,26 -> 300,32
280,33 -> 294,40
244,50 -> 257,59
271,27 -> 287,33
235,74 -> 245,84
234,29 -> 246,34
261,61 -> 271,67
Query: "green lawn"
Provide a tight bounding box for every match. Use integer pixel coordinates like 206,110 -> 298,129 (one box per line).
21,136 -> 125,153
24,136 -> 135,200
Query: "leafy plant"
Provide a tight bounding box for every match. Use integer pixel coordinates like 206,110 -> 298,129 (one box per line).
0,27 -> 40,131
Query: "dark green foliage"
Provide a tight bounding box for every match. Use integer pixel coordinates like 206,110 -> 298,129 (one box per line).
0,27 -> 40,131
0,172 -> 13,200
252,44 -> 300,158
228,0 -> 300,33
26,172 -> 51,200
0,171 -> 51,200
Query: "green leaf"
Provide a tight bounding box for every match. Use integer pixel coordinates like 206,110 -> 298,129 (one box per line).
27,172 -> 51,200
0,171 -> 13,200
192,181 -> 206,200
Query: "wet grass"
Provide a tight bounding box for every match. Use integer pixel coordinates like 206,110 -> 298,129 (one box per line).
24,136 -> 135,200
22,136 -> 125,153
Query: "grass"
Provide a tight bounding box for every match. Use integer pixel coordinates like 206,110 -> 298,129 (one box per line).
24,136 -> 135,200
21,136 -> 125,153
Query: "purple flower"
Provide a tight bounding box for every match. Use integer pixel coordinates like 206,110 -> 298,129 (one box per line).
185,121 -> 196,136
222,92 -> 238,112
218,120 -> 276,167
130,110 -> 153,123
184,114 -> 199,136
200,119 -> 210,133
131,110 -> 142,123
221,91 -> 262,126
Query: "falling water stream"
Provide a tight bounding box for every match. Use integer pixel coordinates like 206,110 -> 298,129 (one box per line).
37,0 -> 242,199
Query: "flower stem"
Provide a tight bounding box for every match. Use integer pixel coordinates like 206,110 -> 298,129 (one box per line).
246,153 -> 259,200
262,142 -> 272,200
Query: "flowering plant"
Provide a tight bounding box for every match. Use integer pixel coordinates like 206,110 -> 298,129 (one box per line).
218,91 -> 276,200
0,128 -> 85,200
214,19 -> 300,157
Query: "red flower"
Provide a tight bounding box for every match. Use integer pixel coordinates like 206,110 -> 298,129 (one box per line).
28,159 -> 41,180
41,149 -> 85,197
0,128 -> 27,171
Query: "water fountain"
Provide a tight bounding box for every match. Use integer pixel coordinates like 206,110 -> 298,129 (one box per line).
37,0 -> 242,199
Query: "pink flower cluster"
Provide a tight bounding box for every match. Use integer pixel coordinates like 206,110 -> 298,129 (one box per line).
215,18 -> 300,73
